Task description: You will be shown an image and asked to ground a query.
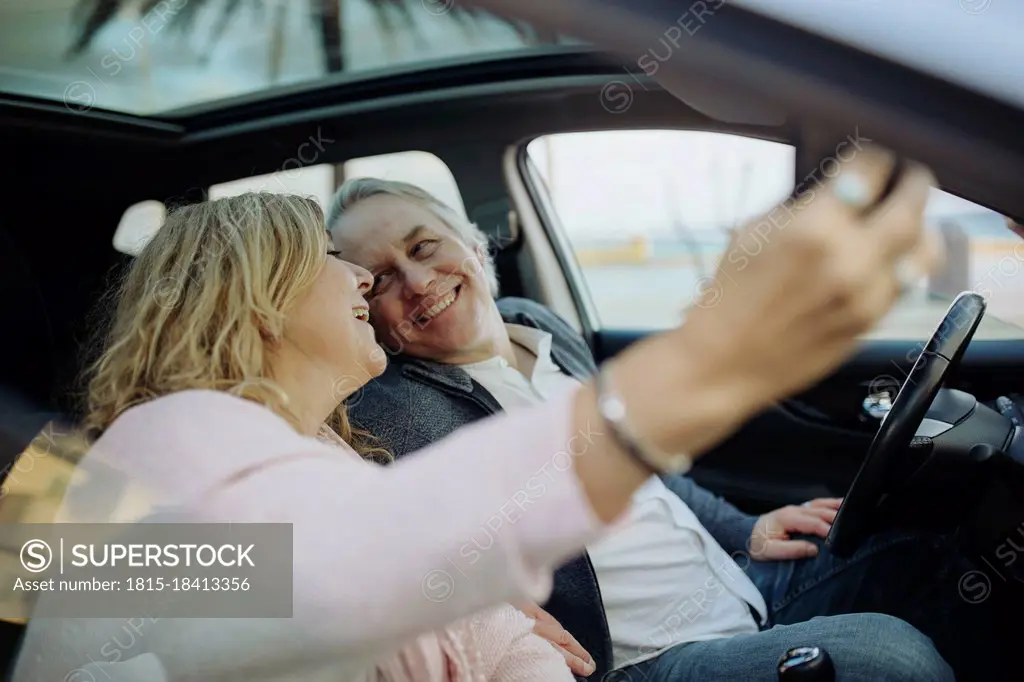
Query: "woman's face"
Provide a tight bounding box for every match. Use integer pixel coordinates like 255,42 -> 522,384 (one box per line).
282,255 -> 386,398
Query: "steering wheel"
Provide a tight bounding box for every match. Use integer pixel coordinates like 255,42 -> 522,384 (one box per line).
825,292 -> 987,557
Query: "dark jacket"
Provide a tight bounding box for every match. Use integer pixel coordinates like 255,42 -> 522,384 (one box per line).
348,297 -> 758,679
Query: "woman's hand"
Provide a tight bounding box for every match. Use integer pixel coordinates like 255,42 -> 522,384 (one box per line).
613,146 -> 944,459
570,145 -> 944,525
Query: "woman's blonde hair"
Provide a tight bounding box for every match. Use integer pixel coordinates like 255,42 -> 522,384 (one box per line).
81,192 -> 387,462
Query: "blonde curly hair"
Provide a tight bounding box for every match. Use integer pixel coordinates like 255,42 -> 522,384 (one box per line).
80,192 -> 388,462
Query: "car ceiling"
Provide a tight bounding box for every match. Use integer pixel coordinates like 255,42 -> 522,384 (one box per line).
729,0 -> 1024,111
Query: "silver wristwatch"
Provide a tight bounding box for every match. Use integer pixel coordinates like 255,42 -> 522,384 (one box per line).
595,367 -> 693,475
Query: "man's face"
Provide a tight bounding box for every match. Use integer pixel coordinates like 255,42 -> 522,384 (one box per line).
331,194 -> 500,363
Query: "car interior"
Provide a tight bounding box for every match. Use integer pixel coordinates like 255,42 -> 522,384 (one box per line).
1,0 -> 1022,675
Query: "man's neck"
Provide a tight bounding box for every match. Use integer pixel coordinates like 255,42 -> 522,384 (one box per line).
509,340 -> 538,377
437,333 -> 516,367
432,305 -> 518,367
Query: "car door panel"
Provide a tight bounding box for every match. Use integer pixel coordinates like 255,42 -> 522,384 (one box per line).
595,330 -> 1024,514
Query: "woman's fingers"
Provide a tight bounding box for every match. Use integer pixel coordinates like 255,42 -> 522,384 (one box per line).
862,161 -> 943,300
866,161 -> 938,261
816,146 -> 899,219
808,153 -> 944,338
623,144 -> 944,462
901,223 -> 947,286
821,251 -> 902,338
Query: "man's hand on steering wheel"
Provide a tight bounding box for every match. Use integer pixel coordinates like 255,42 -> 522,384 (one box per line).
750,497 -> 844,561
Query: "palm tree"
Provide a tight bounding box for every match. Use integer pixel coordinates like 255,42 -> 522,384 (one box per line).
66,0 -> 558,78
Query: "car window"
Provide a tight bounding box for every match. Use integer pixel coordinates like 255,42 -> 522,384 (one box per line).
526,130 -> 1024,340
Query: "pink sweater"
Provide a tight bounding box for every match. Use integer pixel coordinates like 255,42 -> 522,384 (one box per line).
312,425 -> 574,682
377,605 -> 575,682
13,389 -> 602,682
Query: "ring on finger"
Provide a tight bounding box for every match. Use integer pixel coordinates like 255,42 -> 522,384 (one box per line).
833,171 -> 874,212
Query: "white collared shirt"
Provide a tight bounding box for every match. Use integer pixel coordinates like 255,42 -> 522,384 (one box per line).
589,478 -> 765,669
462,324 -> 767,670
460,324 -> 580,409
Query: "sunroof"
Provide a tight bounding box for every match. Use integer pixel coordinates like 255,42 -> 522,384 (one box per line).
0,0 -> 572,117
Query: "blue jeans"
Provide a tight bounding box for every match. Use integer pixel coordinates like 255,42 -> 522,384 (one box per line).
607,612 -> 951,682
747,531 -> 999,681
610,531 -> 996,681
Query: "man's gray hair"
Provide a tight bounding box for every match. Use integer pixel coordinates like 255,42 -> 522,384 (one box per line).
325,177 -> 500,297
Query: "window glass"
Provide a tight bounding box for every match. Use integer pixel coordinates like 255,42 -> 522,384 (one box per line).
527,130 -> 1023,339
